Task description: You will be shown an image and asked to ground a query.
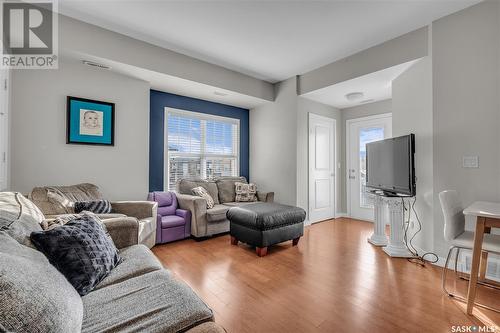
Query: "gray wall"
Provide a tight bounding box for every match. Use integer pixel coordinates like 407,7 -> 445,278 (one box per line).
340,99 -> 392,213
250,77 -> 298,206
299,27 -> 428,95
392,57 -> 434,252
250,78 -> 342,217
432,0 -> 500,256
297,97 -> 341,221
10,60 -> 150,200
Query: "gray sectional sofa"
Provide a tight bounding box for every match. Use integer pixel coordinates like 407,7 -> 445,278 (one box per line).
0,192 -> 225,333
176,176 -> 274,238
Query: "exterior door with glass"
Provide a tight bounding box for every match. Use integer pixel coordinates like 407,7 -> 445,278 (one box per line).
347,114 -> 392,221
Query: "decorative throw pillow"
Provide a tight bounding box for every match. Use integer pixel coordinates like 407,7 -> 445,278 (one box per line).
74,200 -> 112,214
235,182 -> 257,202
30,214 -> 122,296
192,186 -> 215,209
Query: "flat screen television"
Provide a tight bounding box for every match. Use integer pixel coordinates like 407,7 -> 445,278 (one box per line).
366,134 -> 416,197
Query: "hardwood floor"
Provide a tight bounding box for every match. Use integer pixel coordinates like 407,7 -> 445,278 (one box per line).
152,218 -> 500,333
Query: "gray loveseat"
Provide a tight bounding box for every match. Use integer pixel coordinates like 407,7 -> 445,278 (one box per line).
29,183 -> 158,248
176,176 -> 274,238
0,192 -> 225,333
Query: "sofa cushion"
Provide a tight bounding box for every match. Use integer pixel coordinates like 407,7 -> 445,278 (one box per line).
31,214 -> 122,296
161,215 -> 186,228
223,201 -> 255,207
177,179 -> 220,205
82,270 -> 214,333
215,176 -> 247,203
206,204 -> 229,222
0,192 -> 44,248
94,244 -> 163,290
0,232 -> 83,333
30,183 -> 103,215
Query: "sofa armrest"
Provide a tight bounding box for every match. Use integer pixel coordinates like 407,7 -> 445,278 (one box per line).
176,194 -> 208,237
111,201 -> 158,220
257,191 -> 274,203
102,217 -> 139,249
176,208 -> 190,219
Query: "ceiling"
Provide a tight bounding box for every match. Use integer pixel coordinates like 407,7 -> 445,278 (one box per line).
58,0 -> 481,83
302,59 -> 418,109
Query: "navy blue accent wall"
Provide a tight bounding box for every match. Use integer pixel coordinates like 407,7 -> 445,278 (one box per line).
149,90 -> 249,192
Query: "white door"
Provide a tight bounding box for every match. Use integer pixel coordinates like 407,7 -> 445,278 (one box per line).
0,70 -> 8,191
347,114 -> 392,221
309,113 -> 336,223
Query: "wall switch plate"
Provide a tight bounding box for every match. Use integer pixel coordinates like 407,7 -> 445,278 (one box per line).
463,156 -> 479,168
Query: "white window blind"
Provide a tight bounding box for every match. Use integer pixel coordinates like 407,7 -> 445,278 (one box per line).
166,108 -> 239,190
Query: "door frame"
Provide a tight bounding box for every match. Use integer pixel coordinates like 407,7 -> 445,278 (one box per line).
0,70 -> 9,191
345,113 -> 391,219
308,113 -> 337,224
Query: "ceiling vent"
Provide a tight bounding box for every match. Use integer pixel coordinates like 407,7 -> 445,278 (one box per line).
82,60 -> 111,70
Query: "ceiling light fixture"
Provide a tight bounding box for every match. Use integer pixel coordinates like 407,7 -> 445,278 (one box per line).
214,91 -> 228,96
345,92 -> 364,101
82,60 -> 111,70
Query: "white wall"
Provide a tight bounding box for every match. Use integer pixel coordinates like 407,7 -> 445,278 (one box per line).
297,97 -> 342,221
392,57 -> 434,252
340,99 -> 392,212
432,0 -> 500,256
10,60 -> 150,200
250,77 -> 298,205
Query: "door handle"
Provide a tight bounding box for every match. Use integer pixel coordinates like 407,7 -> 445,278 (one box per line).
349,175 -> 356,179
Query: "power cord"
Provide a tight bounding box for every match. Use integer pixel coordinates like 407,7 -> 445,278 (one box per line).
401,197 -> 438,267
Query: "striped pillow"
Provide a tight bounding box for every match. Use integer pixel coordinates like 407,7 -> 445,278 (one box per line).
74,200 -> 112,214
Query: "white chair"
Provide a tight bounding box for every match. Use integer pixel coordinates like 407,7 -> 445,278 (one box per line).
439,190 -> 500,311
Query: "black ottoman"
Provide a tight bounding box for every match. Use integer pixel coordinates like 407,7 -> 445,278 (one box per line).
227,202 -> 306,257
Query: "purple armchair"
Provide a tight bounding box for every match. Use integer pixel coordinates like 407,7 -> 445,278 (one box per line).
148,191 -> 191,244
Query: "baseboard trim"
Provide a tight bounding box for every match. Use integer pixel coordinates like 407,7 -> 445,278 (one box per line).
335,212 -> 349,218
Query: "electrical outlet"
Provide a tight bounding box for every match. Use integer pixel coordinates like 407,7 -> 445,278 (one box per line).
463,156 -> 479,168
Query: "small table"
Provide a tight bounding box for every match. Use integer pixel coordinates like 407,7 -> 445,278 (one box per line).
463,201 -> 500,315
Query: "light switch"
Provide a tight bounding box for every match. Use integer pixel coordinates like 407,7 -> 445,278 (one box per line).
463,156 -> 479,168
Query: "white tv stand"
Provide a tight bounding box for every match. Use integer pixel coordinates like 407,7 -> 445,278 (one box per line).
367,193 -> 416,258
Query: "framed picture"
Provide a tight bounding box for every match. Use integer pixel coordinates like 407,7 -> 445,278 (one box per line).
66,96 -> 115,146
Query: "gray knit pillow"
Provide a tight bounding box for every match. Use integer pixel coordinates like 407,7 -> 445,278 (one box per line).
74,200 -> 112,214
31,214 -> 122,296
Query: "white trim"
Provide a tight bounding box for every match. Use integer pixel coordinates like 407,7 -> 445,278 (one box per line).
308,113 -> 337,224
164,107 -> 240,191
167,107 -> 239,124
0,70 -> 9,191
345,112 -> 392,219
335,212 -> 349,218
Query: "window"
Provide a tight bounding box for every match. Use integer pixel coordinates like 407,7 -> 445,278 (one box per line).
166,108 -> 239,190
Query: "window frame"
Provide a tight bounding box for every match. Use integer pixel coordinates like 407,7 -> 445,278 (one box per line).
164,107 -> 240,190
